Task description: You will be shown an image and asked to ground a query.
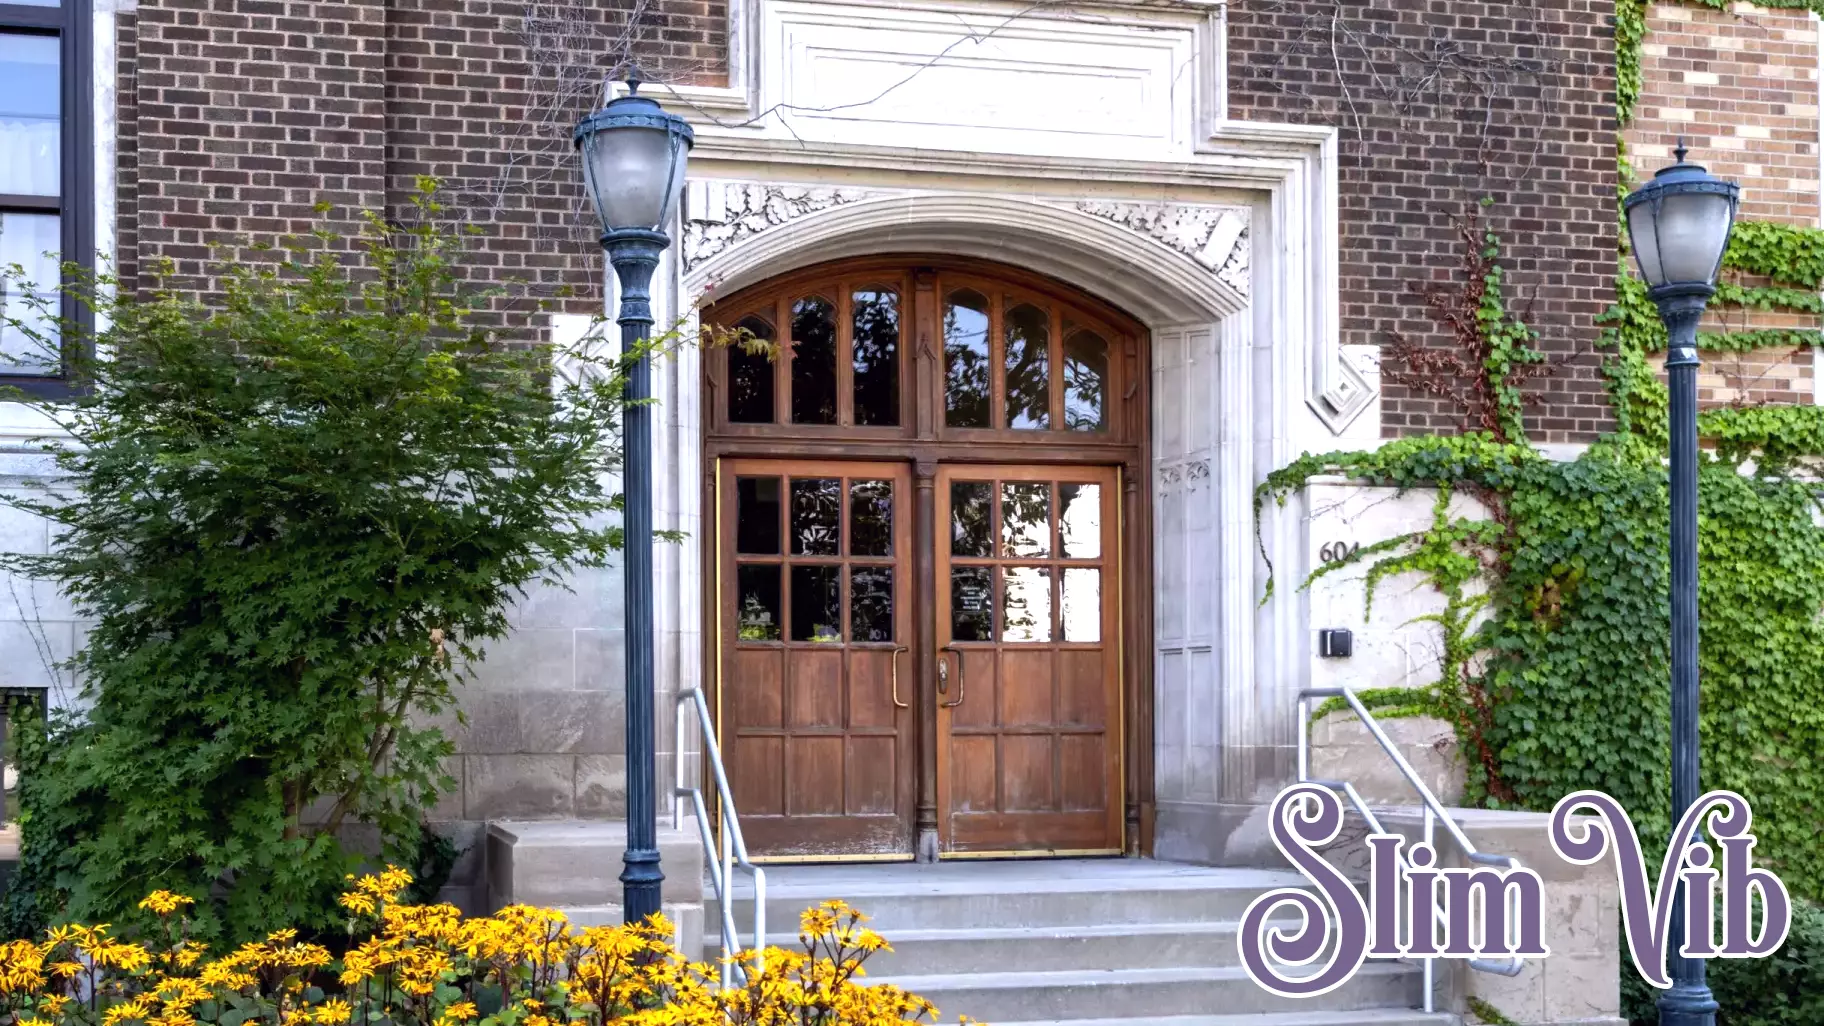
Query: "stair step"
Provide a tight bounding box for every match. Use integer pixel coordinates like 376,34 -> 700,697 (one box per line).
989,1013 -> 1455,1026
870,963 -> 1426,1022
703,920 -> 1317,974
718,864 -> 1311,931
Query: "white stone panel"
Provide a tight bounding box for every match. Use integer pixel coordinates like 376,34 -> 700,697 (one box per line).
759,0 -> 1203,159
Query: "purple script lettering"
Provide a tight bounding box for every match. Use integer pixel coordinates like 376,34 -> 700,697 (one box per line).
1548,789 -> 1791,989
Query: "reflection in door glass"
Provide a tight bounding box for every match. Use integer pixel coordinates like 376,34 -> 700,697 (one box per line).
1001,482 -> 1051,557
852,289 -> 899,426
736,565 -> 782,641
1059,484 -> 1101,559
950,482 -> 992,557
944,289 -> 991,428
1005,303 -> 1050,429
1064,327 -> 1109,431
736,477 -> 782,554
849,480 -> 893,557
791,296 -> 838,424
1002,566 -> 1053,642
1062,568 -> 1100,643
950,566 -> 993,641
728,315 -> 776,423
791,565 -> 842,643
790,478 -> 841,555
850,566 -> 894,642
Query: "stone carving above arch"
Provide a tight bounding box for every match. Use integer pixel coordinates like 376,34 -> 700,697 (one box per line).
1072,201 -> 1250,298
682,181 -> 892,271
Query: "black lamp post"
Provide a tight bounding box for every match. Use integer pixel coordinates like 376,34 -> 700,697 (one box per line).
573,72 -> 694,925
1622,142 -> 1739,1026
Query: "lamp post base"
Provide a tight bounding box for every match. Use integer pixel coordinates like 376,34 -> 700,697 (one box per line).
1657,982 -> 1720,1026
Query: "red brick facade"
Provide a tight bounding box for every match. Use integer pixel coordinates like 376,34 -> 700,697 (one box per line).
1625,1 -> 1823,409
1225,0 -> 1619,442
111,1 -> 1822,438
114,0 -> 727,323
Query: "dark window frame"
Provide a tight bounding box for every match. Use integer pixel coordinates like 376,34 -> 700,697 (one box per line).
0,1 -> 94,399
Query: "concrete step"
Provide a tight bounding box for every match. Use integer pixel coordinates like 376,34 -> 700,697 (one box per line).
702,920 -> 1304,974
988,1013 -> 1455,1026
717,861 -> 1311,932
872,963 -> 1426,1022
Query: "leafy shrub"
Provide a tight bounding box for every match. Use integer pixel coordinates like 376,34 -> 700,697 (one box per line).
0,188 -> 643,942
0,869 -> 946,1026
1623,899 -> 1824,1026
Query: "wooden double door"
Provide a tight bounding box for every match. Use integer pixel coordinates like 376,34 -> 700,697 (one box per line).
702,255 -> 1149,860
716,459 -> 1123,858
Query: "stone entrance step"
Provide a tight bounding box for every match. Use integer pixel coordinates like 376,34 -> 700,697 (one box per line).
705,858 -> 1445,1025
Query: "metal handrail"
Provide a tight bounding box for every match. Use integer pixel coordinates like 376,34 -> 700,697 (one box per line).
1298,685 -> 1524,1013
674,686 -> 766,986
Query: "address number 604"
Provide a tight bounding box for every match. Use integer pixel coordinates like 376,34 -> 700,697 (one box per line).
1319,541 -> 1361,563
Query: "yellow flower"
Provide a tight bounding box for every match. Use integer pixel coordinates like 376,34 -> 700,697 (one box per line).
136,891 -> 196,916
40,994 -> 71,1015
311,999 -> 353,1025
102,994 -> 156,1026
337,891 -> 376,917
0,939 -> 48,994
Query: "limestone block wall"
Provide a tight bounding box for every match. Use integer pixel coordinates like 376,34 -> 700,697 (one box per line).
1299,480 -> 1487,808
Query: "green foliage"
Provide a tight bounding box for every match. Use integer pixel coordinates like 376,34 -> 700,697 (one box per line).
1624,900 -> 1824,1025
1695,328 -> 1823,352
1723,221 -> 1824,289
1712,281 -> 1824,315
1698,404 -> 1824,473
0,186 -> 647,944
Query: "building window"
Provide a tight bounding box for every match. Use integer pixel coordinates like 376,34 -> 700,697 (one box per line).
0,0 -> 91,396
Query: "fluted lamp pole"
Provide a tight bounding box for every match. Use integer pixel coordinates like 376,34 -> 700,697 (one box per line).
1622,141 -> 1739,1026
573,70 -> 694,925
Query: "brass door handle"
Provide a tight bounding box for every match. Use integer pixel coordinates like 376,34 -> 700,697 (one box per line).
890,646 -> 909,709
940,648 -> 965,708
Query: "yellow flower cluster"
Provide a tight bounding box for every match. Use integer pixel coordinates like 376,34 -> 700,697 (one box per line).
0,868 -> 962,1026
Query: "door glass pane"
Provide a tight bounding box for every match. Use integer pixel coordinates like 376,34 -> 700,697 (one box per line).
735,477 -> 782,555
789,478 -> 840,555
0,211 -> 61,375
791,296 -> 837,424
1001,482 -> 1051,558
1062,568 -> 1100,643
727,315 -> 776,423
1002,566 -> 1053,643
1004,303 -> 1050,429
791,565 -> 842,643
950,481 -> 992,557
1059,484 -> 1101,559
849,479 -> 893,557
0,34 -> 60,197
944,289 -> 990,428
1064,327 -> 1109,432
850,566 -> 893,642
737,565 -> 782,641
852,288 -> 899,426
951,567 -> 993,642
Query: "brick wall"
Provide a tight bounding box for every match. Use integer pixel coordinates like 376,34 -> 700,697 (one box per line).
115,0 -> 727,322
1625,1 -> 1823,409
1227,0 -> 1618,442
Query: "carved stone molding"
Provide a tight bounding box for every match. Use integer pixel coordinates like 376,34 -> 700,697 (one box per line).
682,181 -> 886,271
1073,201 -> 1250,298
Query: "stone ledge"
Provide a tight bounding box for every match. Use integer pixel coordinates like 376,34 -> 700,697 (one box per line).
486,820 -> 705,910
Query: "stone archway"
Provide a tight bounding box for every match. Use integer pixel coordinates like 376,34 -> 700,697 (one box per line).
630,173 -> 1320,866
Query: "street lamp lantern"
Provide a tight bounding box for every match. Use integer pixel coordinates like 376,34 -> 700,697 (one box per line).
1624,142 -> 1739,293
574,71 -> 693,235
1622,142 -> 1739,1026
573,71 -> 693,928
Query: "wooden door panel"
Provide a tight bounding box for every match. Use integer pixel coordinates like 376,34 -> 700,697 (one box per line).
1001,649 -> 1055,726
936,464 -> 1123,855
718,459 -> 916,859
